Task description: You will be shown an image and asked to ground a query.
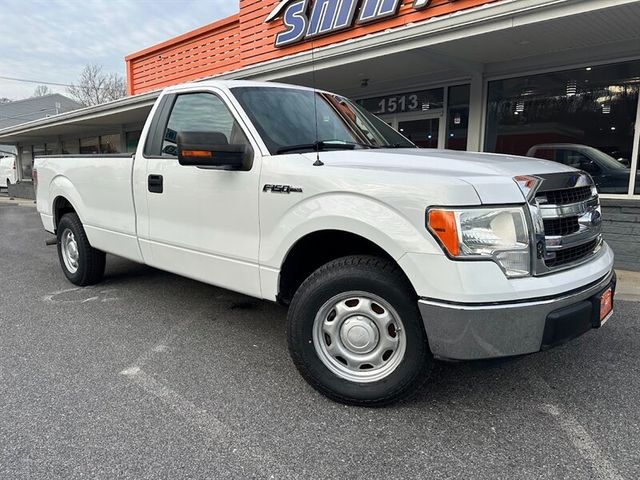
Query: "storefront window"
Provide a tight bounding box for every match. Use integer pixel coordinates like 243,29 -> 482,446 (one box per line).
485,61 -> 640,194
62,140 -> 80,155
80,137 -> 99,154
20,146 -> 33,180
45,143 -> 60,155
446,85 -> 470,151
100,134 -> 121,153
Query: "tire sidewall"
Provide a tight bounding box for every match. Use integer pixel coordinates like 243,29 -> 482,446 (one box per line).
289,263 -> 430,404
56,216 -> 87,284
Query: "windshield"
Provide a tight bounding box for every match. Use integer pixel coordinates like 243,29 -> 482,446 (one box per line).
232,86 -> 415,154
583,146 -> 629,171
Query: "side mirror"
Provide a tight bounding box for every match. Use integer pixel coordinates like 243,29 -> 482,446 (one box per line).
177,131 -> 251,170
580,159 -> 600,174
618,157 -> 631,167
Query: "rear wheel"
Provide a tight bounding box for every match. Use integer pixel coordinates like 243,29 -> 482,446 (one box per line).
57,213 -> 106,286
288,255 -> 432,406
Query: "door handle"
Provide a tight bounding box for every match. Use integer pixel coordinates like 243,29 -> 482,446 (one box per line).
148,174 -> 163,194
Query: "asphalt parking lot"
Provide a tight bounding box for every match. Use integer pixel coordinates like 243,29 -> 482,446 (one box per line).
1,202 -> 639,480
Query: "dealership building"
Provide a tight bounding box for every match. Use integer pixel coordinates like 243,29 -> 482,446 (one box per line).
0,0 -> 638,268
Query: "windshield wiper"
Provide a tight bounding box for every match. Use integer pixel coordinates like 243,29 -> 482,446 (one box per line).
276,141 -> 372,155
384,143 -> 417,149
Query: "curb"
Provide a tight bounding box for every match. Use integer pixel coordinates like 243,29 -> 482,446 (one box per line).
0,196 -> 37,207
616,270 -> 640,303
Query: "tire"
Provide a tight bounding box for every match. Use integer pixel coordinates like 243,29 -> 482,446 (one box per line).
287,255 -> 432,407
57,213 -> 106,286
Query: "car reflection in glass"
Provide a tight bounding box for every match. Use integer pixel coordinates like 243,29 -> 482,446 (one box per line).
527,143 -> 638,194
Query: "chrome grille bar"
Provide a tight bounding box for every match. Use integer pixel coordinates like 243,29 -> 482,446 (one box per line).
527,172 -> 602,275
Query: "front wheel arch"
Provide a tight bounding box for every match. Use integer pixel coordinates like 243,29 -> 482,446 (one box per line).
278,229 -> 415,305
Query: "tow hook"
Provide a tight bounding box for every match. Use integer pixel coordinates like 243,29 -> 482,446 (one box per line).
45,237 -> 57,246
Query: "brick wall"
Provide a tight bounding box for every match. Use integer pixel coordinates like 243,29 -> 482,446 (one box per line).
601,199 -> 640,271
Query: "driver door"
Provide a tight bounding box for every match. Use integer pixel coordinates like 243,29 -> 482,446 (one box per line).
138,90 -> 262,297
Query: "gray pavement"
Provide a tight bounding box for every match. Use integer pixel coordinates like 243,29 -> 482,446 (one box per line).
1,203 -> 639,480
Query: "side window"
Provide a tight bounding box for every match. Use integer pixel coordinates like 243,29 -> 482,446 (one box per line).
532,148 -> 556,161
161,93 -> 248,157
564,150 -> 591,169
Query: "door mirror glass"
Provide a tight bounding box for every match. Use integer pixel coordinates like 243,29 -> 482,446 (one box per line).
177,131 -> 249,169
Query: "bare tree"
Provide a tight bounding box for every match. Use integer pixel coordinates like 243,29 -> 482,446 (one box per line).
32,85 -> 53,97
67,64 -> 126,106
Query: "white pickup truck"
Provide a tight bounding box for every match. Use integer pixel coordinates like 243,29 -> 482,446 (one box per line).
34,80 -> 616,406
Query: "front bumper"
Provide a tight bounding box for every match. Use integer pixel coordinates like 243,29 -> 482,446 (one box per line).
418,269 -> 616,360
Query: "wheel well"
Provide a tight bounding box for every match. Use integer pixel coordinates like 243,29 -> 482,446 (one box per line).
53,197 -> 76,230
278,230 -> 402,305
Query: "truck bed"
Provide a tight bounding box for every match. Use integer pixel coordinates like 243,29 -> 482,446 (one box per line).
34,154 -> 143,263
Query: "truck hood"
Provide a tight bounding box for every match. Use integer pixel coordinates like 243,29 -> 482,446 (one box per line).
303,149 -> 578,204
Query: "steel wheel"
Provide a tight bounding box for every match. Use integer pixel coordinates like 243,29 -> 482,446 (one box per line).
312,291 -> 407,383
60,229 -> 80,274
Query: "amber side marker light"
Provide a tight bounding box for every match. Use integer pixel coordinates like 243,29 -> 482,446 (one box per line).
181,150 -> 213,158
428,210 -> 460,257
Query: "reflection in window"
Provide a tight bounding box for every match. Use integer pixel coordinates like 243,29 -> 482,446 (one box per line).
485,61 -> 640,194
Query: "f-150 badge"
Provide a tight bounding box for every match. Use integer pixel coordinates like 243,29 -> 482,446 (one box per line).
263,184 -> 304,194
266,0 -> 445,48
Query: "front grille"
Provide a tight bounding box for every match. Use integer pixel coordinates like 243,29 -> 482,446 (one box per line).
533,173 -> 602,274
539,186 -> 592,205
545,240 -> 599,268
543,217 -> 580,236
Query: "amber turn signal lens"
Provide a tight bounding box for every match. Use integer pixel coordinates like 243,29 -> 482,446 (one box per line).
428,210 -> 459,257
181,150 -> 212,158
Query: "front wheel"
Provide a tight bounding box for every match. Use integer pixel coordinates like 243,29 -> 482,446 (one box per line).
287,256 -> 432,406
57,213 -> 106,286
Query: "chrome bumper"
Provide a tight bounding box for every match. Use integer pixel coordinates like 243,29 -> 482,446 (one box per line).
418,270 -> 616,361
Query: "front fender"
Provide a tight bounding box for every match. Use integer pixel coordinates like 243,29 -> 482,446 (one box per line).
260,192 -> 442,269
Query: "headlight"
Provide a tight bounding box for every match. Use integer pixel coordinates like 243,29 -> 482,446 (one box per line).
427,207 -> 531,278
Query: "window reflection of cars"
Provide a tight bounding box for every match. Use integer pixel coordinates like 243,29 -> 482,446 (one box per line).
526,144 -> 638,194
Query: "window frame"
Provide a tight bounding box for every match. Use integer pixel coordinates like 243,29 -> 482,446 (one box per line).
143,89 -> 258,166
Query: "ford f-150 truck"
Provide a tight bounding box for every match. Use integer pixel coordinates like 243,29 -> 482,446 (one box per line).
34,80 -> 616,406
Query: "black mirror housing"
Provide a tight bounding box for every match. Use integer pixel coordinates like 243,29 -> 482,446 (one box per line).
177,131 -> 252,170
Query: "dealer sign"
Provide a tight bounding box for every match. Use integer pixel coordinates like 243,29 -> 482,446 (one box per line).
266,0 -> 448,47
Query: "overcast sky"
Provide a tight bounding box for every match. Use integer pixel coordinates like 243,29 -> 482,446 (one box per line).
0,0 -> 238,100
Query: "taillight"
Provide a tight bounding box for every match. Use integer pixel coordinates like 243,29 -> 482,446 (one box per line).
33,168 -> 38,191
12,159 -> 16,170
